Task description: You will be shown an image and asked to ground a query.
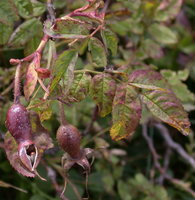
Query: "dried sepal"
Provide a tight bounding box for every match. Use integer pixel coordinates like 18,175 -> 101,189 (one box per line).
18,141 -> 38,172
4,131 -> 35,177
35,68 -> 51,79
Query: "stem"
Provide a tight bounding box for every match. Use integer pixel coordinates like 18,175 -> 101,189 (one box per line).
10,35 -> 49,66
36,35 -> 49,54
59,102 -> 68,125
74,69 -> 101,74
38,78 -> 49,94
83,105 -> 98,135
14,63 -> 22,104
101,0 -> 110,16
47,0 -> 55,24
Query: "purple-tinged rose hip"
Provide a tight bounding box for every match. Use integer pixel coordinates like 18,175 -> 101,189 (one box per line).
6,103 -> 39,174
6,103 -> 32,144
57,124 -> 81,159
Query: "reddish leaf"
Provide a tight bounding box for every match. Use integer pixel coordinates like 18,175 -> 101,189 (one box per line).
110,83 -> 142,140
24,61 -> 38,100
129,69 -> 191,135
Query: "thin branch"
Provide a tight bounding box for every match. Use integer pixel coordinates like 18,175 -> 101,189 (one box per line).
37,78 -> 49,94
101,0 -> 110,15
165,175 -> 195,197
59,102 -> 68,125
83,105 -> 98,136
46,166 -> 69,200
10,34 -> 49,65
47,0 -> 55,24
154,123 -> 195,170
142,123 -> 195,198
65,177 -> 82,200
157,147 -> 172,185
142,124 -> 162,172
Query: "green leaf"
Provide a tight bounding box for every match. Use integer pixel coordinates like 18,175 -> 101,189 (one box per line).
88,37 -> 107,68
139,39 -> 163,59
177,69 -> 189,81
109,19 -> 131,36
68,72 -> 91,102
128,173 -> 170,200
8,18 -> 42,47
161,69 -> 195,103
32,1 -> 46,17
101,28 -> 118,56
129,69 -> 191,135
0,1 -> 19,25
30,112 -> 54,150
49,49 -> 78,93
155,0 -> 183,22
28,99 -> 53,122
13,0 -> 33,19
148,23 -> 178,45
63,53 -> 79,96
0,23 -> 13,45
54,0 -> 67,9
44,17 -> 91,39
24,35 -> 42,56
110,83 -> 141,140
117,181 -> 132,200
117,0 -> 141,11
90,73 -> 116,117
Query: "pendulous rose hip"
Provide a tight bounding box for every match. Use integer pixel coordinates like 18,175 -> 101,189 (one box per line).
6,103 -> 33,145
56,124 -> 82,159
5,103 -> 39,173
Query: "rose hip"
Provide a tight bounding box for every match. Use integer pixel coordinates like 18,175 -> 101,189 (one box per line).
6,103 -> 39,174
57,124 -> 81,159
6,103 -> 33,144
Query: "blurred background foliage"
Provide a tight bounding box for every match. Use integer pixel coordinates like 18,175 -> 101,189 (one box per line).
1,0 -> 195,200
